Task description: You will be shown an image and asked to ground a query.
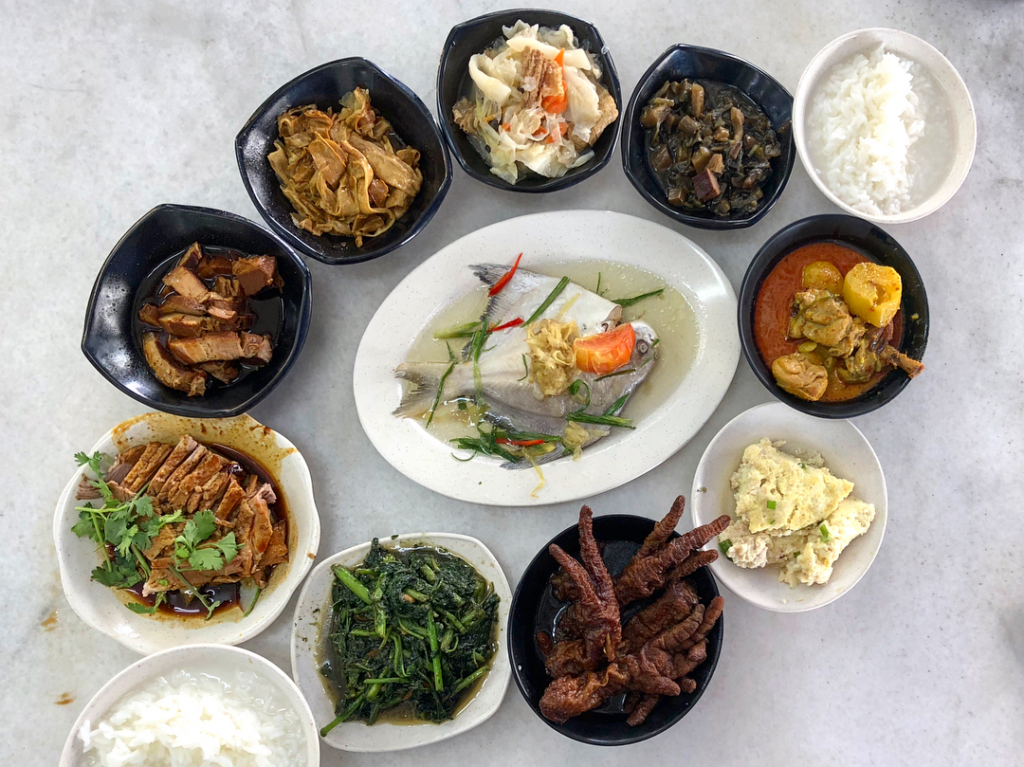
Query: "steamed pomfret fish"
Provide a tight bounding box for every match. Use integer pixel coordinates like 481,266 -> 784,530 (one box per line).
395,264 -> 660,464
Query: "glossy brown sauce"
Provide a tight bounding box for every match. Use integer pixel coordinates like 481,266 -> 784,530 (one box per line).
125,442 -> 287,618
754,242 -> 903,402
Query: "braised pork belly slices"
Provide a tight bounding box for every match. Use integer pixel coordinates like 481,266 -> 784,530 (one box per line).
536,499 -> 727,726
137,242 -> 283,396
73,438 -> 289,618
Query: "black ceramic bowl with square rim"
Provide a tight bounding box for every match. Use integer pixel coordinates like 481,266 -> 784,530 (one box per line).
437,9 -> 621,193
82,204 -> 312,418
508,514 -> 723,746
621,45 -> 796,230
235,58 -> 452,265
739,214 -> 929,418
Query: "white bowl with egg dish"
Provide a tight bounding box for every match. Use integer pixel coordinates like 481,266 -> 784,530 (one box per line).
793,28 -> 976,224
691,402 -> 887,612
60,643 -> 319,767
53,412 -> 320,655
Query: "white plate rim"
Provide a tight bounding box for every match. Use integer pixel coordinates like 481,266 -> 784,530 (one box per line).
52,413 -> 322,654
793,27 -> 977,225
290,532 -> 512,752
690,402 -> 888,612
352,209 -> 739,506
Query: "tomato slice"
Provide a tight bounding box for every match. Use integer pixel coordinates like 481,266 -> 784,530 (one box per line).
573,324 -> 635,375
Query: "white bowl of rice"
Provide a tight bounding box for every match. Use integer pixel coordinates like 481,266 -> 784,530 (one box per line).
793,28 -> 976,224
60,644 -> 319,767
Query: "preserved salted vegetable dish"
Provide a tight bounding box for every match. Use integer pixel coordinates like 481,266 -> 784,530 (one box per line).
754,242 -> 924,402
319,540 -> 499,732
452,21 -> 619,183
641,79 -> 783,216
268,88 -> 423,246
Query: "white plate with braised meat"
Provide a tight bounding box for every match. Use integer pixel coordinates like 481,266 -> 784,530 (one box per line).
353,209 -> 739,506
53,412 -> 321,654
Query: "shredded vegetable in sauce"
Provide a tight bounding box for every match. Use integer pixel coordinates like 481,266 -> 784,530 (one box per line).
451,21 -> 619,184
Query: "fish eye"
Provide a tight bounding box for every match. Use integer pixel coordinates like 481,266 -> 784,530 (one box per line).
638,341 -> 650,354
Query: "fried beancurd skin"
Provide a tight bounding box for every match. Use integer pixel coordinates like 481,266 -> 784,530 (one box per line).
267,88 -> 423,247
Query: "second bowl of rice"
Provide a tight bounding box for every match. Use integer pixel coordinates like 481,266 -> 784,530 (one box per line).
793,28 -> 975,225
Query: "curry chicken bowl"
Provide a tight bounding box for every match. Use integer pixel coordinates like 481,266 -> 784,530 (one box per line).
739,214 -> 928,418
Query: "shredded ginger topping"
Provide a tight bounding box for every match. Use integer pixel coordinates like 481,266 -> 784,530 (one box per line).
526,319 -> 579,396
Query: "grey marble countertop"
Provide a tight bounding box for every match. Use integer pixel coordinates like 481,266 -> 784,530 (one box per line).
3,1 -> 1022,764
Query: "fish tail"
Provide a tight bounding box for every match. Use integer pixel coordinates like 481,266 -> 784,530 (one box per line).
393,362 -> 458,417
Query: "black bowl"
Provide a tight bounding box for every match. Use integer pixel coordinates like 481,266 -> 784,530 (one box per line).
739,214 -> 929,418
235,58 -> 452,265
437,10 -> 621,193
82,204 -> 312,418
621,44 -> 796,230
508,514 -> 723,746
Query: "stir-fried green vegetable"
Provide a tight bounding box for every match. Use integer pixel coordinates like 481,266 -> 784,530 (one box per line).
320,541 -> 499,733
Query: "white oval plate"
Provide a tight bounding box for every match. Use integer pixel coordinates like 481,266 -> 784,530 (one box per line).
691,403 -> 887,612
291,532 -> 511,752
53,412 -> 321,654
60,643 -> 319,767
353,210 -> 739,506
793,28 -> 976,225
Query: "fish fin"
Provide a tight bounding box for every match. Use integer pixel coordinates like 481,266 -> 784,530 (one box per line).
471,263 -> 544,328
393,362 -> 454,417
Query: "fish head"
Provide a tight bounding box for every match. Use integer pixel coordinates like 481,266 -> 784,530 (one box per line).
629,321 -> 660,366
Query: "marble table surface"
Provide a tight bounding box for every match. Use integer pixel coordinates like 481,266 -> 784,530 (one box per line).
2,1 -> 1022,764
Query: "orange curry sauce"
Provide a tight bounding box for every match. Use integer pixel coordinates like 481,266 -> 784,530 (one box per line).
754,242 -> 903,402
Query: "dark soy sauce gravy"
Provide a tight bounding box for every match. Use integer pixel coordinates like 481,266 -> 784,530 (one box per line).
125,442 -> 288,618
131,245 -> 284,391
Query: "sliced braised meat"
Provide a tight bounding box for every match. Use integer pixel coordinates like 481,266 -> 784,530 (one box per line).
149,435 -> 199,495
197,254 -> 234,279
158,295 -> 207,316
162,266 -> 211,302
177,242 -> 203,271
157,444 -> 207,503
232,256 -> 278,296
138,303 -> 162,327
142,333 -> 207,396
122,442 -> 174,493
167,452 -> 225,510
158,312 -> 253,337
215,477 -> 247,522
213,276 -> 243,299
167,331 -> 273,365
258,521 -> 289,569
249,494 -> 275,559
196,361 -> 240,384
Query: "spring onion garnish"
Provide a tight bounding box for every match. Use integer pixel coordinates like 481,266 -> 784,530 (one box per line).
611,287 -> 665,308
595,271 -> 606,296
524,276 -> 569,326
604,393 -> 630,416
767,499 -> 777,510
820,524 -> 832,542
469,327 -> 488,402
565,411 -> 634,429
594,368 -> 636,382
425,344 -> 457,429
434,320 -> 481,339
450,424 -> 562,463
568,379 -> 591,409
719,539 -> 733,555
517,353 -> 529,382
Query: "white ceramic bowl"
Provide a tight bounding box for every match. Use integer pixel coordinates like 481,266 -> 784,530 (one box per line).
690,403 -> 887,612
60,643 -> 320,767
291,532 -> 512,752
793,28 -> 976,224
53,412 -> 321,654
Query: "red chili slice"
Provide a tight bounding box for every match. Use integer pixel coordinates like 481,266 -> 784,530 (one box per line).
488,317 -> 524,332
488,253 -> 523,296
496,438 -> 545,446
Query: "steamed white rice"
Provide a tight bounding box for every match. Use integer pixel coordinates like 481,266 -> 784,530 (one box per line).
809,46 -> 925,215
80,668 -> 304,767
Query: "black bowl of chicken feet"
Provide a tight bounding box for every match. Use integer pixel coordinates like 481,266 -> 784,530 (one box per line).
82,204 -> 312,418
508,498 -> 728,745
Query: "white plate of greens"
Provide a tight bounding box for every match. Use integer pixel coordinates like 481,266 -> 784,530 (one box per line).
353,209 -> 739,506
